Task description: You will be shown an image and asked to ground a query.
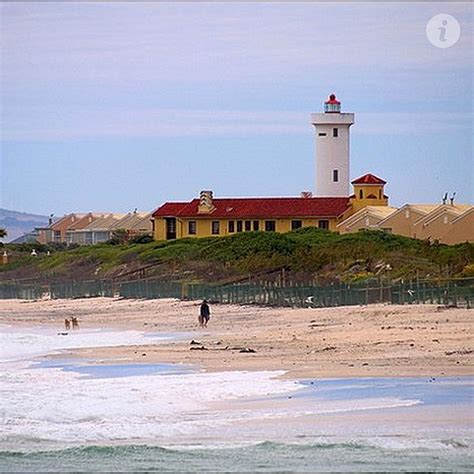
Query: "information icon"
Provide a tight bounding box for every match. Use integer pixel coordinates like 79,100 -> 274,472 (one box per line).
426,14 -> 461,48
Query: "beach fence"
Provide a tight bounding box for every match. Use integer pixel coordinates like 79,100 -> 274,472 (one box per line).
0,277 -> 472,308
186,278 -> 473,308
0,282 -> 46,300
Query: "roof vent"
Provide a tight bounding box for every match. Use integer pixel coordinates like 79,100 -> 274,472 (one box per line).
300,191 -> 313,199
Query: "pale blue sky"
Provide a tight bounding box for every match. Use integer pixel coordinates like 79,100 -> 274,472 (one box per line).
1,2 -> 472,215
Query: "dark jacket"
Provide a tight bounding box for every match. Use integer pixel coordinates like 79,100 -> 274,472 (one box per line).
200,302 -> 210,318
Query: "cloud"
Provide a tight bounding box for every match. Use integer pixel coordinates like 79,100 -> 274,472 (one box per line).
1,2 -> 471,88
1,106 -> 471,142
0,3 -> 472,140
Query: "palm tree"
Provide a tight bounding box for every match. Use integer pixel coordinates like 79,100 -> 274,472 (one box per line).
0,228 -> 6,239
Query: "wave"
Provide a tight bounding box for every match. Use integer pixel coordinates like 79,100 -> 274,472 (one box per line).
1,436 -> 471,457
1,439 -> 472,473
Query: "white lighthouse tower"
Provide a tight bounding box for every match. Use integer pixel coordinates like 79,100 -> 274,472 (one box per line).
311,94 -> 354,197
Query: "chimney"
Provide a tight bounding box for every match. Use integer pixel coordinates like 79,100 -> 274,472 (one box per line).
442,192 -> 448,205
49,214 -> 54,226
450,192 -> 456,206
300,191 -> 313,199
198,190 -> 216,214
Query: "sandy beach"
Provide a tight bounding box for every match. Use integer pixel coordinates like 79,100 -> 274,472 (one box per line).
0,298 -> 472,378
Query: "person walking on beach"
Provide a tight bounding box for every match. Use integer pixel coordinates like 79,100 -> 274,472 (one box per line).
64,318 -> 71,330
71,317 -> 79,329
199,300 -> 210,328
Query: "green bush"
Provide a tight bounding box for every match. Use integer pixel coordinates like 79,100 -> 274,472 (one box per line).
129,233 -> 154,244
2,226 -> 473,283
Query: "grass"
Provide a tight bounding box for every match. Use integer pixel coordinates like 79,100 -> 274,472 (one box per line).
1,228 -> 473,283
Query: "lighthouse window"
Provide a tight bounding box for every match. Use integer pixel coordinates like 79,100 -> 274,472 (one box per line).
333,128 -> 338,137
333,169 -> 339,182
318,132 -> 327,137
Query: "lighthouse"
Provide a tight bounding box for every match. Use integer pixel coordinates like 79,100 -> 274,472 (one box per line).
311,94 -> 354,197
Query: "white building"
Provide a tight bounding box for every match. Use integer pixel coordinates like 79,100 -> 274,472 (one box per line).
311,94 -> 354,197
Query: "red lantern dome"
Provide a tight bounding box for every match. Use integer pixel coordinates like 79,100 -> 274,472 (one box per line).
324,94 -> 341,113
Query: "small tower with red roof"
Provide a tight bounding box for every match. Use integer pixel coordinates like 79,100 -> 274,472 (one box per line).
350,173 -> 389,211
311,94 -> 354,197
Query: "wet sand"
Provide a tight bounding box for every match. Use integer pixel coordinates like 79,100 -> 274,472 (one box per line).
0,298 -> 472,378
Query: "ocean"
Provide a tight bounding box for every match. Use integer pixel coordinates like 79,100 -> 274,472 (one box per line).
1,326 -> 473,472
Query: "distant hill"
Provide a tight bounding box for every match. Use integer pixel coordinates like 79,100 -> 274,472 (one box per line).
0,208 -> 49,243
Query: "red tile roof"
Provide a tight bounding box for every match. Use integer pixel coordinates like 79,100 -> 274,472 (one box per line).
152,202 -> 188,217
153,197 -> 350,219
351,173 -> 386,185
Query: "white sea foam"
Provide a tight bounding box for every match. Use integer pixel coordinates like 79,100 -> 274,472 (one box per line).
0,328 -> 426,449
0,327 -> 171,363
0,364 -> 302,444
0,328 -> 302,446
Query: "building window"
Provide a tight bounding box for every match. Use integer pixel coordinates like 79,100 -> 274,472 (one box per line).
236,220 -> 243,232
318,220 -> 329,230
333,128 -> 338,137
188,221 -> 197,235
291,220 -> 302,230
228,220 -> 235,233
265,220 -> 276,232
379,190 -> 382,199
333,169 -> 339,182
253,220 -> 260,231
211,221 -> 220,235
318,132 -> 327,137
359,189 -> 363,199
245,220 -> 251,231
53,230 -> 61,242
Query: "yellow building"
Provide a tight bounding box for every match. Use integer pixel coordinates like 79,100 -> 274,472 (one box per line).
152,173 -> 390,241
349,174 -> 389,212
153,171 -> 473,244
152,192 -> 352,240
337,202 -> 474,244
412,204 -> 473,243
337,205 -> 396,234
442,208 -> 474,245
375,204 -> 439,238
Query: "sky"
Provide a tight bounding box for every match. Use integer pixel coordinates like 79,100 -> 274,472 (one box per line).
0,1 -> 472,216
